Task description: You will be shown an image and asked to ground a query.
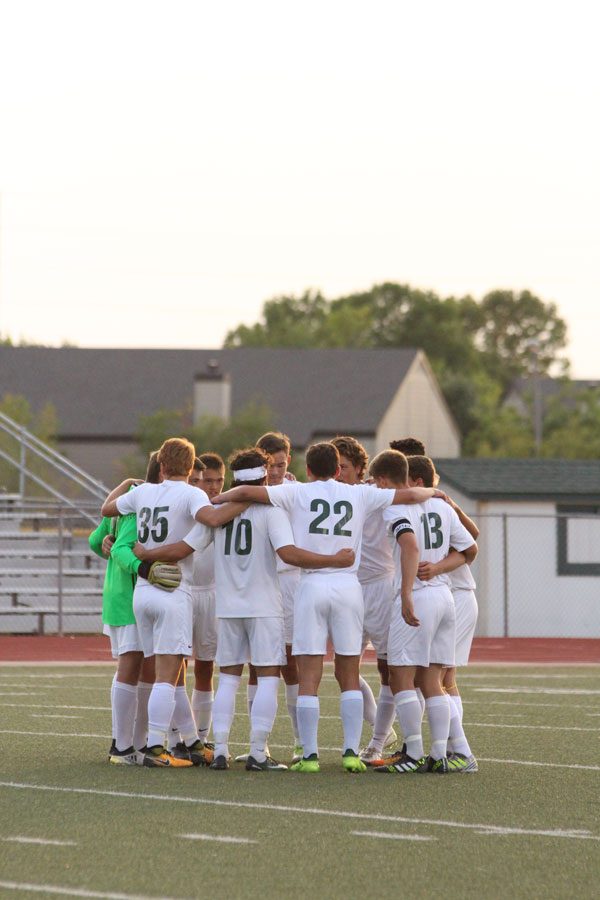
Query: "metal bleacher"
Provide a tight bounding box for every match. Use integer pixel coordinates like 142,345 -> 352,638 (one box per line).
0,411 -> 108,634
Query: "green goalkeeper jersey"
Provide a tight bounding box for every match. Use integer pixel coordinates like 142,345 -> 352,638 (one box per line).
89,511 -> 141,626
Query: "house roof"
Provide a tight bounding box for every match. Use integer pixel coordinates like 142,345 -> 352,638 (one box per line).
435,458 -> 600,502
0,346 -> 419,447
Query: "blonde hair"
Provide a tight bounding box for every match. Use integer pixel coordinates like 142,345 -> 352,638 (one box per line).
157,437 -> 196,477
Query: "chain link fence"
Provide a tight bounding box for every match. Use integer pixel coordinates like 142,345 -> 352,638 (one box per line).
1,501 -> 599,638
0,498 -> 104,634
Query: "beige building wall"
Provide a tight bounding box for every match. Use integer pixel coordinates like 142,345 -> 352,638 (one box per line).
375,352 -> 460,457
59,440 -> 138,488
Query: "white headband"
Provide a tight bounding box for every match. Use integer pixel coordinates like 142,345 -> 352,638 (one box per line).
233,466 -> 267,482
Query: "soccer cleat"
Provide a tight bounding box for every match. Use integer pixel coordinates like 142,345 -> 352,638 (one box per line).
291,745 -> 304,764
342,749 -> 367,774
108,739 -> 116,760
373,752 -> 428,774
290,753 -> 320,773
245,755 -> 288,772
186,739 -> 214,767
359,745 -> 386,764
143,745 -> 193,768
424,755 -> 449,774
209,754 -> 230,770
109,745 -> 138,766
234,752 -> 250,762
447,753 -> 479,773
135,747 -> 147,766
170,741 -> 191,762
368,747 -> 407,768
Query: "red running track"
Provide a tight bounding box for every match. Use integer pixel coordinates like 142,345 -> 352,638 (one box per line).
0,635 -> 598,664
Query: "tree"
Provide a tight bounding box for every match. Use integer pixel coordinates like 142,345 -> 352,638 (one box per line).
541,385 -> 600,458
477,290 -> 569,393
222,282 -> 570,455
120,400 -> 279,482
0,393 -> 59,495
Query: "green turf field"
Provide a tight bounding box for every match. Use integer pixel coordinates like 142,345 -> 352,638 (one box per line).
0,663 -> 598,900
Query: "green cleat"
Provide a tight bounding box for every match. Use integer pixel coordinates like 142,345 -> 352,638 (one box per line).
290,753 -> 320,773
291,744 -> 304,764
342,749 -> 367,774
424,755 -> 449,774
447,753 -> 479,773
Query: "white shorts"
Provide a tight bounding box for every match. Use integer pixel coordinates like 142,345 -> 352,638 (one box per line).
102,623 -> 142,658
387,585 -> 456,668
360,573 -> 395,658
191,587 -> 217,661
133,580 -> 193,658
292,573 -> 363,657
453,588 -> 478,667
279,569 -> 301,646
216,617 -> 286,667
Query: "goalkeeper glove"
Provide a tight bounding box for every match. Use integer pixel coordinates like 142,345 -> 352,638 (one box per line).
137,560 -> 182,592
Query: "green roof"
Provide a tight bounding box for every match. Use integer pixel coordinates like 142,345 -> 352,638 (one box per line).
434,459 -> 600,502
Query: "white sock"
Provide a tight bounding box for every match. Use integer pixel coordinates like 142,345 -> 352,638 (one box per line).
147,682 -> 176,750
448,693 -> 472,756
133,681 -> 153,751
371,685 -> 396,751
170,685 -> 198,746
285,683 -> 300,742
415,687 -> 426,719
110,674 -> 118,741
426,694 -> 451,760
192,689 -> 214,742
112,680 -> 137,751
340,690 -> 364,754
297,695 -> 320,758
394,690 -> 424,761
359,675 -> 377,727
213,673 -> 241,759
247,682 -> 258,719
250,676 -> 279,762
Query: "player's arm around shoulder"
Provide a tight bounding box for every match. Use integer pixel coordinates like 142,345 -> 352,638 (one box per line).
88,517 -> 112,559
211,486 -> 271,505
100,478 -> 142,518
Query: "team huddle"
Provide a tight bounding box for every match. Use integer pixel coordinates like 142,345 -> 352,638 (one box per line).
92,431 -> 479,774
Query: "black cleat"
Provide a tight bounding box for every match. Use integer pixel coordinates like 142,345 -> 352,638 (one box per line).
245,755 -> 288,771
210,754 -> 230,770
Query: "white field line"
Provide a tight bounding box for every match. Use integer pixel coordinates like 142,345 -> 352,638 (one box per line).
0,673 -> 110,680
464,721 -> 600,733
1,730 -> 599,771
30,714 -> 83,720
474,687 -> 600,696
179,833 -> 256,844
0,704 -> 110,711
0,882 -> 188,900
2,836 -> 76,846
0,693 -> 35,697
0,781 -> 597,843
352,830 -> 434,842
465,700 -> 600,710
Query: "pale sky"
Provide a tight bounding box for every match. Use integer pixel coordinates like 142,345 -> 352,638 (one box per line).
0,0 -> 598,375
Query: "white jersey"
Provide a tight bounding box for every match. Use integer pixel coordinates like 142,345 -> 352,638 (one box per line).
185,505 -> 293,618
358,509 -> 395,585
116,479 -> 210,584
449,563 -> 476,591
267,480 -> 396,576
383,497 -> 474,593
191,542 -> 215,590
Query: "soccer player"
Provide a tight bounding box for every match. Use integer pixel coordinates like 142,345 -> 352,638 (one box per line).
331,436 -> 397,761
406,454 -> 480,772
389,437 -> 425,456
100,437 -> 246,768
135,446 -> 355,772
367,450 -> 477,774
189,453 -> 225,744
213,442 -> 437,774
89,451 -> 161,765
256,431 -> 303,761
